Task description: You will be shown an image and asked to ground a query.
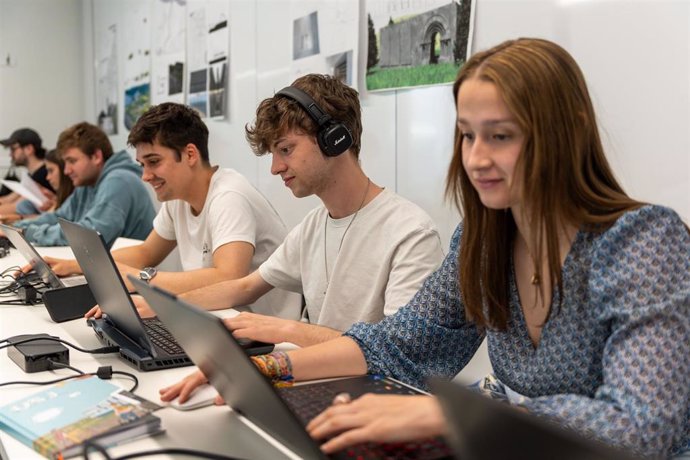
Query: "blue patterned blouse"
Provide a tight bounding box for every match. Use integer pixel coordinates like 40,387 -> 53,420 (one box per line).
345,205 -> 690,458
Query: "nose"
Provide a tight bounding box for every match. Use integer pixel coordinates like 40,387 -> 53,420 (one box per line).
270,154 -> 286,176
463,137 -> 492,171
141,167 -> 154,182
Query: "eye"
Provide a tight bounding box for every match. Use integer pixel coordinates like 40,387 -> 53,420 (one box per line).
461,132 -> 475,142
493,133 -> 510,141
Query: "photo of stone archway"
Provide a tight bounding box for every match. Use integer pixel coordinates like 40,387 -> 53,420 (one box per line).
366,0 -> 475,91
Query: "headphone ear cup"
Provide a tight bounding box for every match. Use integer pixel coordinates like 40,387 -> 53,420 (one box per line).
319,122 -> 353,157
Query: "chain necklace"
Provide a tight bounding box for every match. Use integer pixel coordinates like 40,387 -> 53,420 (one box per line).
323,178 -> 371,294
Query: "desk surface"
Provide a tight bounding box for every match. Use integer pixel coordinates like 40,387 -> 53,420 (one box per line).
0,241 -> 296,460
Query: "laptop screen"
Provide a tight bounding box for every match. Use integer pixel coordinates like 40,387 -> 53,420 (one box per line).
131,277 -> 327,459
1,223 -> 62,289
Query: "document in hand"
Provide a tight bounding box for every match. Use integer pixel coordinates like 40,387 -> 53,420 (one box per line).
1,173 -> 48,208
0,376 -> 162,459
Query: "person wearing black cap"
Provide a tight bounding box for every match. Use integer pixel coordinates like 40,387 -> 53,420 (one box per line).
0,128 -> 54,214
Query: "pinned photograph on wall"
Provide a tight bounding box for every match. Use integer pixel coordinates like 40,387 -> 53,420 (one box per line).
124,83 -> 151,130
288,2 -> 359,89
207,4 -> 229,120
208,59 -> 227,118
151,0 -> 186,105
95,24 -> 119,135
293,11 -> 320,60
326,50 -> 353,86
365,0 -> 476,91
188,69 -> 208,117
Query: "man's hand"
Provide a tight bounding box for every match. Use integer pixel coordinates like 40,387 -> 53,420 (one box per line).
223,312 -> 300,344
43,256 -> 82,276
306,394 -> 447,454
84,295 -> 155,319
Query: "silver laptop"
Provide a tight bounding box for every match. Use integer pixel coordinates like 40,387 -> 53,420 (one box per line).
1,223 -> 86,289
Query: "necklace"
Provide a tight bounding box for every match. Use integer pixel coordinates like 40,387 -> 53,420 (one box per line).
323,178 -> 371,293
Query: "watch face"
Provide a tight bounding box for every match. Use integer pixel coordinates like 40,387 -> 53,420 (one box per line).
140,267 -> 157,281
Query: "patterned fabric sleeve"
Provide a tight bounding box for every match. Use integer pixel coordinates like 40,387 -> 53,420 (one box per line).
522,206 -> 690,458
345,224 -> 485,390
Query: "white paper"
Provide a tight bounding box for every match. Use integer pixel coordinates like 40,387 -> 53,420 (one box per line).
1,175 -> 48,207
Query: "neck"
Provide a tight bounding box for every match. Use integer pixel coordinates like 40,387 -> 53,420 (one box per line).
187,166 -> 217,215
511,204 -> 578,266
319,159 -> 378,219
25,158 -> 44,174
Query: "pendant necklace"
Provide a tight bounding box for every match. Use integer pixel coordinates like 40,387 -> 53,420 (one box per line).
323,178 -> 371,295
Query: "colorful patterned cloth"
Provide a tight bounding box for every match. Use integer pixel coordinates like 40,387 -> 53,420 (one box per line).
346,205 -> 690,458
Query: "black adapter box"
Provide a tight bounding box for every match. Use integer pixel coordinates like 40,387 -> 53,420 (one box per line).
7,334 -> 69,373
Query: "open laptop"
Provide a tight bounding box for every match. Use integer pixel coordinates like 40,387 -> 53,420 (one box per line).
432,379 -> 639,460
59,219 -> 273,372
1,223 -> 86,290
132,277 -> 453,460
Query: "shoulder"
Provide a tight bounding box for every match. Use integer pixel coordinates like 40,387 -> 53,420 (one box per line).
595,205 -> 689,252
368,189 -> 438,232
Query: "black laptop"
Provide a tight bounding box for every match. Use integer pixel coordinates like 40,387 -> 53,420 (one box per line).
59,219 -> 273,372
432,379 -> 640,460
131,277 -> 453,459
1,223 -> 87,290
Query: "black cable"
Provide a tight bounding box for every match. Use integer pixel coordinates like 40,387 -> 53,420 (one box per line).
0,363 -> 138,392
0,335 -> 120,354
82,441 -> 249,460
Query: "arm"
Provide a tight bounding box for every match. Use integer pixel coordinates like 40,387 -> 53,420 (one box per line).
520,207 -> 690,458
224,312 -> 342,346
111,230 -> 174,268
345,224 -> 484,390
179,269 -> 273,310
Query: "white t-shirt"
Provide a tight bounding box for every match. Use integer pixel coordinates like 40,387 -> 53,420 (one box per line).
153,167 -> 302,319
259,189 -> 444,331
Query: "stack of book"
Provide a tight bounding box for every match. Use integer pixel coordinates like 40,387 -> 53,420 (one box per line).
0,376 -> 163,459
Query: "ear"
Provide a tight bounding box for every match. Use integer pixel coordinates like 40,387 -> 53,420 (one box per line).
182,143 -> 201,166
92,149 -> 104,166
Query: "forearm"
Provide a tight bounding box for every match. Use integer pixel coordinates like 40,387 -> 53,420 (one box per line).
286,323 -> 343,347
112,244 -> 158,269
152,268 -> 248,295
180,271 -> 271,311
288,336 -> 367,381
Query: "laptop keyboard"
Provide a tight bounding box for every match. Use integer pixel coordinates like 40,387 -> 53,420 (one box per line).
143,318 -> 185,355
277,377 -> 453,460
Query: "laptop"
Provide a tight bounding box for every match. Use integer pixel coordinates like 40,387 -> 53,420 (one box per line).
59,219 -> 274,372
432,379 -> 640,460
131,277 -> 453,460
1,223 -> 86,290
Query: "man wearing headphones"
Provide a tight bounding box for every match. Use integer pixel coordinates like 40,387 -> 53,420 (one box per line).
152,73 -> 443,364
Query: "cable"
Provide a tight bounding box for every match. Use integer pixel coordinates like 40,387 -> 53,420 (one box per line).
82,441 -> 249,460
0,335 -> 120,354
0,362 -> 138,392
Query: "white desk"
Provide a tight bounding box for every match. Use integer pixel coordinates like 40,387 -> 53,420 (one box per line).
0,241 -> 295,460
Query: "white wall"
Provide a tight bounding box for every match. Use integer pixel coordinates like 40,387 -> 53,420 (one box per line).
0,0 -> 85,165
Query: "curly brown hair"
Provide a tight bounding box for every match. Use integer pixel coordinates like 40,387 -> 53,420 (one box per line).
246,74 -> 362,158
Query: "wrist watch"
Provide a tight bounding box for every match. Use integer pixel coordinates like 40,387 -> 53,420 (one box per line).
139,266 -> 157,284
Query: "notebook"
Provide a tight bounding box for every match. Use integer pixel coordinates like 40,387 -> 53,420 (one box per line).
431,379 -> 640,460
59,219 -> 273,372
131,277 -> 453,460
1,223 -> 87,290
0,376 -> 162,459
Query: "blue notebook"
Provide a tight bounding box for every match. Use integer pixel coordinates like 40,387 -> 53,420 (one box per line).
0,376 -> 162,459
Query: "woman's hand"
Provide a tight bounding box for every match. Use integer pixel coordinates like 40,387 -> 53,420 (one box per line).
306,393 -> 447,454
159,369 -> 209,403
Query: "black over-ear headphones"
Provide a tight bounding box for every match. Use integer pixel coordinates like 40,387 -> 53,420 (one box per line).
275,86 -> 354,157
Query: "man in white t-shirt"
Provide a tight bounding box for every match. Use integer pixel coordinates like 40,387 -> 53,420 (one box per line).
46,103 -> 301,319
172,74 -> 444,349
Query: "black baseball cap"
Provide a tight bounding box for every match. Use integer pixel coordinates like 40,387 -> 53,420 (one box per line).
0,128 -> 42,148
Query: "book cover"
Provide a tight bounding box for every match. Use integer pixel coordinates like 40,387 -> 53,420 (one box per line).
0,376 -> 162,459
